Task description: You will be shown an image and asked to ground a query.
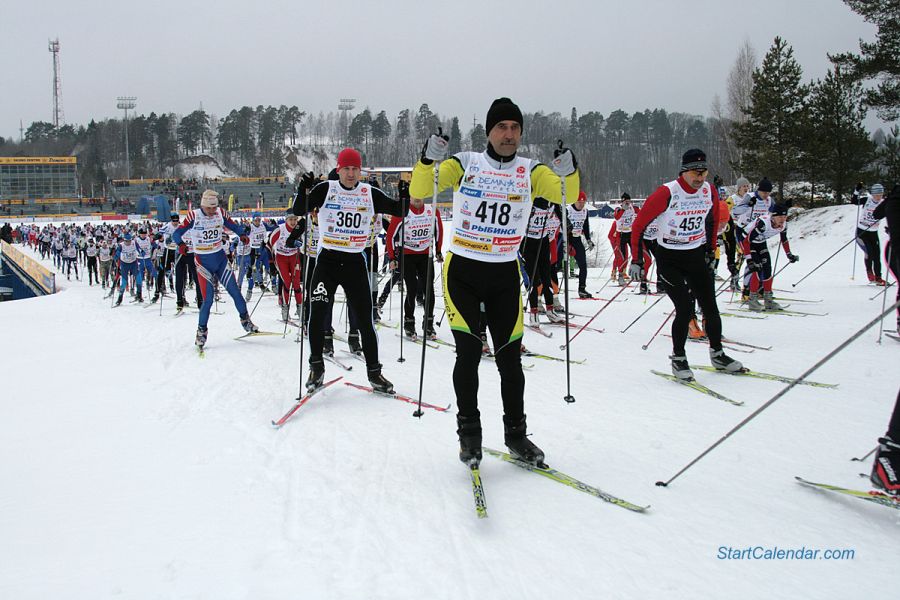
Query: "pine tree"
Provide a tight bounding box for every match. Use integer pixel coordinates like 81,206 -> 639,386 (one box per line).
734,36 -> 809,201
469,124 -> 486,152
831,0 -> 900,120
806,67 -> 874,203
448,117 -> 462,155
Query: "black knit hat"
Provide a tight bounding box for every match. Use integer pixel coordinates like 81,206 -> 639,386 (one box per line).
621,192 -> 632,201
680,148 -> 707,173
770,203 -> 788,216
758,177 -> 773,193
485,97 -> 523,135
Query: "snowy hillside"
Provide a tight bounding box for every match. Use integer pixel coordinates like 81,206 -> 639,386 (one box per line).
1,205 -> 898,599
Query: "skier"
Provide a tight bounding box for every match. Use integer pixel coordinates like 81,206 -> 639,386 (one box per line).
269,212 -> 304,323
410,97 -> 579,466
385,191 -> 444,340
613,193 -> 637,285
740,203 -> 799,311
85,238 -> 99,285
290,148 -> 406,394
172,189 -> 259,348
628,148 -> 743,380
851,183 -> 887,285
246,213 -> 276,300
98,239 -> 113,288
113,233 -> 143,306
521,199 -> 563,324
568,190 -> 595,298
722,177 -> 750,289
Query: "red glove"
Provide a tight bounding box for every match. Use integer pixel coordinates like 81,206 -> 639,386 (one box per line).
178,243 -> 188,255
240,235 -> 250,245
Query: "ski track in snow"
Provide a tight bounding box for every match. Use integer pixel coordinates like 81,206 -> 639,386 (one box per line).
1,204 -> 899,599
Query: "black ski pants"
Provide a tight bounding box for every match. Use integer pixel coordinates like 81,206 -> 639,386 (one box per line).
656,245 -> 723,356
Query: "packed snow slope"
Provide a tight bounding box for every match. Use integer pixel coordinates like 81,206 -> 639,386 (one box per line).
1,204 -> 898,599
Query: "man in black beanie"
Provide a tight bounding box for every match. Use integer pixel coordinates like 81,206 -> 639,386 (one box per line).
628,148 -> 743,381
409,97 -> 579,467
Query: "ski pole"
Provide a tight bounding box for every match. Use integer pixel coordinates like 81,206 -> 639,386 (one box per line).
655,298 -> 900,488
414,161 -> 440,418
877,265 -> 892,344
851,202 -> 861,280
398,212 -> 406,364
641,309 -> 674,351
791,237 -> 855,288
560,282 -> 629,350
555,142 -> 574,404
869,281 -> 894,301
620,293 -> 666,333
850,446 -> 879,462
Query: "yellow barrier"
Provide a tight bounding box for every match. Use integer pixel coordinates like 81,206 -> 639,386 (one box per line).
1,240 -> 56,294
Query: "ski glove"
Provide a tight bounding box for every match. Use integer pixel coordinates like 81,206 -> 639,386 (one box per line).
587,240 -> 595,251
787,253 -> 799,263
178,243 -> 188,255
550,141 -> 577,177
299,171 -> 318,191
704,251 -> 717,275
628,261 -> 644,281
745,258 -> 761,273
239,235 -> 250,246
421,129 -> 450,164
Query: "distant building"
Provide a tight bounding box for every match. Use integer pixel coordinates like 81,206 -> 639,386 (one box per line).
0,157 -> 78,204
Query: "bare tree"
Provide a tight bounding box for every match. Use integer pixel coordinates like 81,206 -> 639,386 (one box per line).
725,39 -> 758,177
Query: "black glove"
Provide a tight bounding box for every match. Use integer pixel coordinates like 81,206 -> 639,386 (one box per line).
746,258 -> 761,273
299,171 -> 318,191
704,251 -> 716,275
748,195 -> 757,207
787,253 -> 799,263
855,182 -> 864,193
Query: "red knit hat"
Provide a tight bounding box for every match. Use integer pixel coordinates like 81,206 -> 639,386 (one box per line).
337,148 -> 362,169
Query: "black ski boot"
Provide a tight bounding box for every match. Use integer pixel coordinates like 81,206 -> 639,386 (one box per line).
871,436 -> 900,495
578,288 -> 593,299
195,326 -> 208,348
403,317 -> 417,340
305,360 -> 325,393
669,354 -> 693,381
367,365 -> 394,394
323,329 -> 335,356
136,291 -> 144,303
115,293 -> 123,307
348,331 -> 362,355
710,348 -> 743,373
423,318 -> 437,340
240,313 -> 259,333
504,415 -> 545,466
151,292 -> 160,303
457,414 -> 483,466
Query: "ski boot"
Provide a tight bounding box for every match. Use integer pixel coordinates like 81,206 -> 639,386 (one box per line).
136,291 -> 144,303
367,366 -> 394,394
688,317 -> 707,340
348,331 -> 362,355
403,317 -> 417,341
871,436 -> 900,495
239,313 -> 259,333
305,361 -> 325,393
280,304 -> 290,323
527,308 -> 540,326
617,271 -> 626,286
245,287 -> 252,302
763,291 -> 785,311
457,414 -> 483,466
710,348 -> 743,373
875,277 -> 887,286
373,305 -> 382,324
546,307 -> 565,323
747,291 -> 764,312
504,415 -> 545,466
552,295 -> 565,311
115,292 -> 123,307
669,354 -> 693,381
638,282 -> 649,295
151,292 -> 160,303
195,326 -> 208,348
323,329 -> 335,356
424,318 -> 438,340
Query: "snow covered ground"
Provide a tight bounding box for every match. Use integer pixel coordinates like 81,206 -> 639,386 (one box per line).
1,205 -> 898,599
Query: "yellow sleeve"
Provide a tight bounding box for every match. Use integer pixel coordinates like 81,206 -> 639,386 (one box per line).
531,164 -> 580,205
410,159 -> 464,198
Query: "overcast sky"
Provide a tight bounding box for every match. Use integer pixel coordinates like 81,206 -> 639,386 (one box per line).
0,0 -> 889,141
